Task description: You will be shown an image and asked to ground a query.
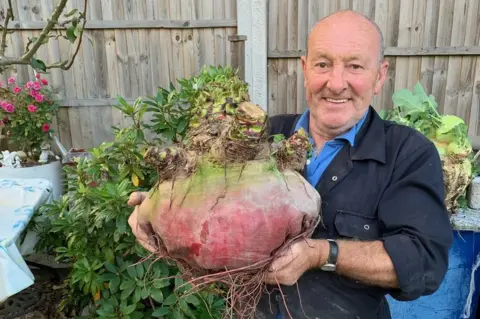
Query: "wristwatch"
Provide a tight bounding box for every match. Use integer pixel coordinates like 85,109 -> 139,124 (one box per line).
320,239 -> 338,272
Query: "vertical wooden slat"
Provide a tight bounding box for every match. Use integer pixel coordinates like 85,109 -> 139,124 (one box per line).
276,0 -> 288,114
213,0 -> 226,68
443,0 -> 467,117
419,0 -> 439,95
394,0 -> 414,92
459,0 -> 480,134
182,0 -> 195,77
473,58 -> 480,135
169,0 -> 183,82
296,0 -> 308,113
102,0 -> 123,133
406,0 -> 426,89
431,0 -> 455,114
267,0 -> 279,114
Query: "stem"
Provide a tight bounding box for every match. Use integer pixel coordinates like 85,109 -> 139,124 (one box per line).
20,0 -> 69,62
0,0 -> 13,57
54,0 -> 88,71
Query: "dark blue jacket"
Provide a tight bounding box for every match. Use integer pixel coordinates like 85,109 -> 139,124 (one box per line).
255,106 -> 453,319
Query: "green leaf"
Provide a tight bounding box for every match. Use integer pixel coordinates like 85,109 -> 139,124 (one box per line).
110,277 -> 121,293
162,293 -> 177,306
120,279 -> 136,290
31,58 -> 46,72
184,294 -> 200,306
176,118 -> 188,133
66,25 -> 77,43
64,8 -> 78,17
122,304 -> 137,315
153,279 -> 170,289
141,287 -> 150,299
136,263 -> 145,279
121,285 -> 136,300
116,215 -> 127,234
126,265 -> 137,278
74,24 -> 83,37
133,286 -> 142,304
151,290 -> 164,303
152,307 -> 171,317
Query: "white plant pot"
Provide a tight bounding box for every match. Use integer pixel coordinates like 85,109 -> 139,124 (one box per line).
0,160 -> 64,200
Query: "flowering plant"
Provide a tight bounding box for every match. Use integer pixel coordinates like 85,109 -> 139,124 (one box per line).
0,74 -> 60,165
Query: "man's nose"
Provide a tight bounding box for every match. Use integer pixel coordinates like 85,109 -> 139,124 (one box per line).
326,65 -> 347,94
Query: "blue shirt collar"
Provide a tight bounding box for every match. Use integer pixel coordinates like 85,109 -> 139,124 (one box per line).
294,107 -> 369,147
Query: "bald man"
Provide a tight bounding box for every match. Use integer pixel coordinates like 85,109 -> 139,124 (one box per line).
128,9 -> 453,319
256,9 -> 453,319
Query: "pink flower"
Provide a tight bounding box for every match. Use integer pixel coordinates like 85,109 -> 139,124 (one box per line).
27,104 -> 37,112
35,73 -> 41,79
3,103 -> 14,113
41,78 -> 48,85
29,90 -> 37,97
35,94 -> 44,102
33,83 -> 42,91
13,86 -> 22,93
0,120 -> 3,125
7,76 -> 15,84
42,123 -> 50,132
1,101 -> 8,108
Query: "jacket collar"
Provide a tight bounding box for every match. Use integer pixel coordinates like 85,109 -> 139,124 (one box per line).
350,106 -> 387,164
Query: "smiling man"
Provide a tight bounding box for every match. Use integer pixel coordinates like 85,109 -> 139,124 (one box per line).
256,9 -> 453,319
127,9 -> 453,319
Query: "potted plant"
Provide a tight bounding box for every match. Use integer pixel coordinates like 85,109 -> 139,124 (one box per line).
0,73 -> 63,199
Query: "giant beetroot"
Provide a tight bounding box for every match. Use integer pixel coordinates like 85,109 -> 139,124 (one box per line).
134,66 -> 321,318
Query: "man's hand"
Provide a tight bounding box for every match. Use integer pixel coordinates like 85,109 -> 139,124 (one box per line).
265,239 -> 327,286
127,191 -> 157,253
264,238 -> 399,289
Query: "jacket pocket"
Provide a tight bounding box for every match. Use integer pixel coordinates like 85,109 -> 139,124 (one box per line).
334,210 -> 380,240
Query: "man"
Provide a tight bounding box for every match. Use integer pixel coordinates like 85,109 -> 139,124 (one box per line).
128,10 -> 453,319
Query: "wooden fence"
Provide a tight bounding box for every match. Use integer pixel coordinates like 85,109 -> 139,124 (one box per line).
0,0 -> 479,149
266,0 -> 480,136
0,0 -> 237,150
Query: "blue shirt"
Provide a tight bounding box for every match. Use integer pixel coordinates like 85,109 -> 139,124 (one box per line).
294,108 -> 369,187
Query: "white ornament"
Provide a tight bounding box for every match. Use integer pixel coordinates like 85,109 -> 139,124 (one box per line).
0,150 -> 23,168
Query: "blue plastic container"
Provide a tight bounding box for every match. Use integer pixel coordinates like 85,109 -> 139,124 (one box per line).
387,230 -> 480,318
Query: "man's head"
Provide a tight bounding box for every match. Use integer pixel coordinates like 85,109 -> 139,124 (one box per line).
301,10 -> 389,138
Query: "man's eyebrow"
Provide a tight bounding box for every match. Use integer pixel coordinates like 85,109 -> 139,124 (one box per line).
311,52 -> 366,62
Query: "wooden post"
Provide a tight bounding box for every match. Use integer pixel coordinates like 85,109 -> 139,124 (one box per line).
228,35 -> 247,81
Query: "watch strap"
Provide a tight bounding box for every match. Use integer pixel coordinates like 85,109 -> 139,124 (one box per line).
326,239 -> 339,265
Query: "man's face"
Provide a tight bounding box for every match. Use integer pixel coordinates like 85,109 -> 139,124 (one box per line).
301,14 -> 389,135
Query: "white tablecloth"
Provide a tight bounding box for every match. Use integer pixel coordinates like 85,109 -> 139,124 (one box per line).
0,178 -> 53,302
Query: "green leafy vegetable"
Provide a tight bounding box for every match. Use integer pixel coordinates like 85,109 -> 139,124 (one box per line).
381,82 -> 474,212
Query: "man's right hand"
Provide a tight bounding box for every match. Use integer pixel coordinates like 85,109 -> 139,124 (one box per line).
127,191 -> 157,253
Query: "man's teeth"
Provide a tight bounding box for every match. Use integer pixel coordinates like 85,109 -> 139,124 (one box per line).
326,98 -> 348,103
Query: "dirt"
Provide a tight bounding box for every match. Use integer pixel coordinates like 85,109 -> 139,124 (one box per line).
0,267 -> 68,319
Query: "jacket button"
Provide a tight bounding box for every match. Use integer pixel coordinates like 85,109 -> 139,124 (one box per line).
332,176 -> 338,181
364,224 -> 370,230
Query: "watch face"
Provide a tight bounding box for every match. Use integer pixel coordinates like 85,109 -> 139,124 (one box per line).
321,264 -> 336,272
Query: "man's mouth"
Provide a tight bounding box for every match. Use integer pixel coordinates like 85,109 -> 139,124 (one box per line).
325,98 -> 349,104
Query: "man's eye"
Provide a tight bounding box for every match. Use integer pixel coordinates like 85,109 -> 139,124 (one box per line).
350,64 -> 362,69
316,62 -> 328,68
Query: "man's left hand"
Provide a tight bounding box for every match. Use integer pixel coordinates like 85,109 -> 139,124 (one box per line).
264,238 -> 327,286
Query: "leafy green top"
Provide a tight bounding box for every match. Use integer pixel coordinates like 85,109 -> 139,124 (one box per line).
381,82 -> 472,159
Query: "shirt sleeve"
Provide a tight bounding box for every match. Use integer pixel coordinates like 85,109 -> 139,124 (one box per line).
378,132 -> 454,301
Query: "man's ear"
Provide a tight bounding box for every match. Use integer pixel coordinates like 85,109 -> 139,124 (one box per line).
374,59 -> 389,95
301,55 -> 308,87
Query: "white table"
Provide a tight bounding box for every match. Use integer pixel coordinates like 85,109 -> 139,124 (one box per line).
0,178 -> 53,303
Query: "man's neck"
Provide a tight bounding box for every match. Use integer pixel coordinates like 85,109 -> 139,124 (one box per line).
309,124 -> 350,152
